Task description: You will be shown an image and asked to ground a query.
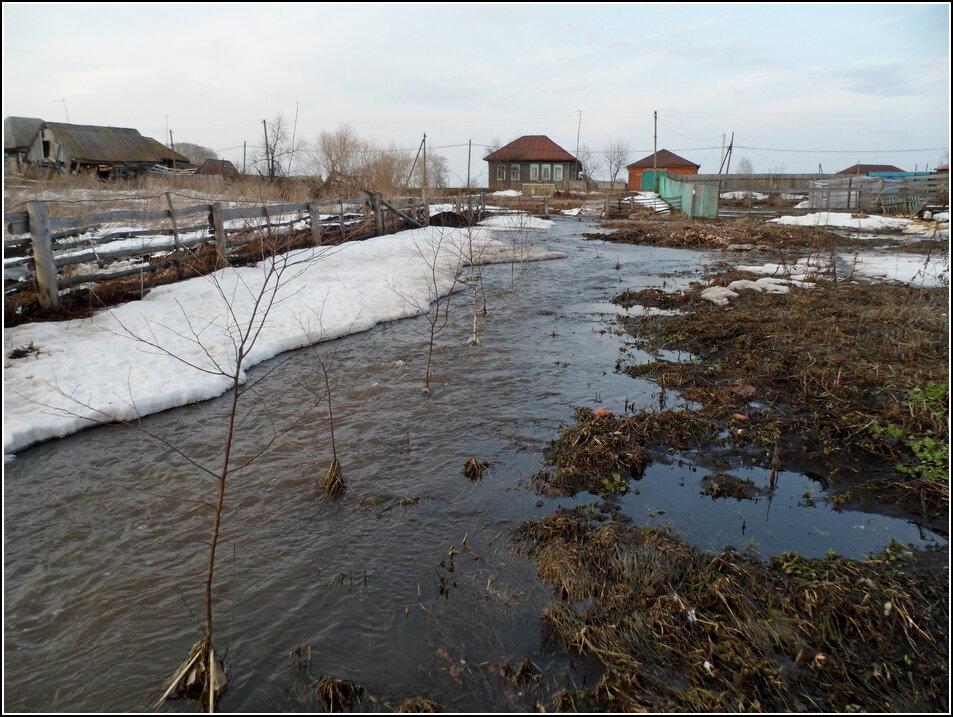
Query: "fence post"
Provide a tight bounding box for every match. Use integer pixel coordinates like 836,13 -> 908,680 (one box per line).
338,201 -> 346,241
210,202 -> 227,268
309,203 -> 323,246
371,194 -> 384,235
27,201 -> 59,308
165,192 -> 185,279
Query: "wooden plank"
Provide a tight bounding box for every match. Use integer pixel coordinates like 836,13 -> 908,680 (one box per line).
54,235 -> 214,268
27,202 -> 59,308
53,225 -> 209,251
49,205 -> 211,229
4,211 -> 30,234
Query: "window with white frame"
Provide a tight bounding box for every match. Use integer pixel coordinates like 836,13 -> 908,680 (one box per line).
541,164 -> 551,180
554,164 -> 564,182
530,164 -> 539,180
511,164 -> 520,181
497,165 -> 505,181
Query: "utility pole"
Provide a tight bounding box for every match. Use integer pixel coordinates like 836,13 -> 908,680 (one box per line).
652,110 -> 658,191
262,119 -> 272,179
243,141 -> 247,175
466,139 -> 471,191
576,109 -> 582,182
169,130 -> 176,169
422,132 -> 430,225
724,132 -> 734,174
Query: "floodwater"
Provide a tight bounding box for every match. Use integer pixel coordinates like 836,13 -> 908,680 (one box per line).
3,217 -> 944,712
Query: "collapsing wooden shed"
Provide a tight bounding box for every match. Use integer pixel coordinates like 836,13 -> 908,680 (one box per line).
26,122 -> 166,178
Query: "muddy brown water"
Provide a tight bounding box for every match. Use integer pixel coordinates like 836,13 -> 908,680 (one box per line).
4,218 -> 944,711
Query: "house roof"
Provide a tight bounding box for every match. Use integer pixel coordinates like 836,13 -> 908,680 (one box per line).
4,116 -> 45,151
43,122 -> 161,163
627,149 -> 699,170
484,135 -> 577,163
836,163 -> 905,175
196,158 -> 241,178
143,136 -> 192,165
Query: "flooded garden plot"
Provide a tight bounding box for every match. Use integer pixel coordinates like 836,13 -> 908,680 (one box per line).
3,215 -> 948,711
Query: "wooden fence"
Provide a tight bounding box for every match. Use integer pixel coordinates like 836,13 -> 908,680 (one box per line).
4,192 -> 487,315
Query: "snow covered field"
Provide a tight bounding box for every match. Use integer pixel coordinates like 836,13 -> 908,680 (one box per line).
3,225 -> 564,456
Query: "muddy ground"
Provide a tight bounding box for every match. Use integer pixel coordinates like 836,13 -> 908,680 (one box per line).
517,216 -> 949,712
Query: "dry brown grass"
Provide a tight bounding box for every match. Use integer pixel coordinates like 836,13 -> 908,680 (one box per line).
614,272 -> 949,519
588,216 -> 859,250
516,509 -> 949,712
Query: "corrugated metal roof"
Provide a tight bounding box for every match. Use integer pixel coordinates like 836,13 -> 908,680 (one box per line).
836,163 -> 905,175
44,122 -> 161,163
627,149 -> 699,170
142,136 -> 192,164
484,135 -> 577,162
4,116 -> 45,151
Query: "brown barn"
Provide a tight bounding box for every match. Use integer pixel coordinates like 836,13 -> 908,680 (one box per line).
484,135 -> 579,193
626,149 -> 699,190
196,159 -> 241,180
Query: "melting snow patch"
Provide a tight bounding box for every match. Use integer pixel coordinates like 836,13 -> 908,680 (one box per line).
772,212 -> 912,231
479,214 -> 553,231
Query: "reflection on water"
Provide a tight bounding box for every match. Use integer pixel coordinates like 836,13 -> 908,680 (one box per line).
4,218 -> 943,711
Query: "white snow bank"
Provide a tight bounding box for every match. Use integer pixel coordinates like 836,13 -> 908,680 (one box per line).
478,214 -> 553,231
489,189 -> 521,197
736,251 -> 948,288
562,208 -> 581,216
772,212 -> 911,231
842,252 -> 949,287
3,226 -> 563,455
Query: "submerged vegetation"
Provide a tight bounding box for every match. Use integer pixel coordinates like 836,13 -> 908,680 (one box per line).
515,509 -> 948,712
611,273 -> 949,522
516,221 -> 948,711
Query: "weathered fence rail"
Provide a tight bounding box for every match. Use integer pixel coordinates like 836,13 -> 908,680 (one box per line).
4,192 -> 487,317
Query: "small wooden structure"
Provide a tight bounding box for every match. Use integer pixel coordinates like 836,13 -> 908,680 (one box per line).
626,149 -> 699,191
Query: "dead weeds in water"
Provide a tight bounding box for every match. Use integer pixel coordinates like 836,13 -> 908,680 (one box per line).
586,217 -> 854,251
515,510 -> 948,712
531,406 -> 709,497
320,458 -> 345,496
394,696 -> 442,712
615,274 -> 949,520
314,675 -> 365,712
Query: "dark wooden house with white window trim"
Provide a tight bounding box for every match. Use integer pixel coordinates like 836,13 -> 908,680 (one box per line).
484,135 -> 579,194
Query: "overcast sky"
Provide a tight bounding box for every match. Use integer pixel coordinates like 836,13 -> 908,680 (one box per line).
3,3 -> 950,183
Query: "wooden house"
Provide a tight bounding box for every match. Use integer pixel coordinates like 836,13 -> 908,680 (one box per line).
484,135 -> 579,194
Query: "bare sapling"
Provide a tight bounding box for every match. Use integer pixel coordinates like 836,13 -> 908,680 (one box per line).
317,357 -> 344,496
27,215 -> 335,710
388,227 -> 463,393
461,224 -> 489,346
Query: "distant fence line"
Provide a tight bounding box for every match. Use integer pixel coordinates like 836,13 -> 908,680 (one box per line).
4,192 -> 487,313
